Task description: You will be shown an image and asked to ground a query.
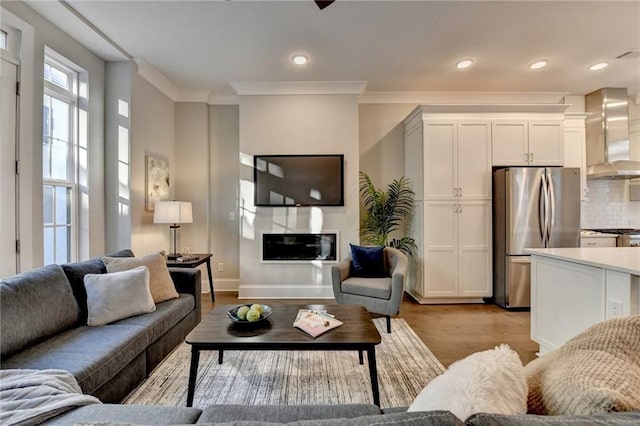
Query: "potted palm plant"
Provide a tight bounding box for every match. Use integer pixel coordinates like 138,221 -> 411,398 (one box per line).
359,171 -> 417,256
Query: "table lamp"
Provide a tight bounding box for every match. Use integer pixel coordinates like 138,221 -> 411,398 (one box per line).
153,201 -> 193,260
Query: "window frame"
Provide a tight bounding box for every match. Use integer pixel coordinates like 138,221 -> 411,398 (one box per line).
42,54 -> 79,265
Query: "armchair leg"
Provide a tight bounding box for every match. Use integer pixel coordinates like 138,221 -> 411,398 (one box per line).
386,315 -> 391,333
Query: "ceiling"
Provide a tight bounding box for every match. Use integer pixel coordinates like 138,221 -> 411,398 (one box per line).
25,0 -> 640,101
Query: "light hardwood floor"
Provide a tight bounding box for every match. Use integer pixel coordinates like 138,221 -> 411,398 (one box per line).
202,292 -> 539,368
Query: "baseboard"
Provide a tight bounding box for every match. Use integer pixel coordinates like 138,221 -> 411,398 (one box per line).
238,284 -> 334,299
207,278 -> 240,293
407,290 -> 486,304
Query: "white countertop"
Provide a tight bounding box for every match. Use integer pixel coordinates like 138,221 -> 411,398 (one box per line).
526,247 -> 640,275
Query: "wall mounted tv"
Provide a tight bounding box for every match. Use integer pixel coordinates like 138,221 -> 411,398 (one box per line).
254,154 -> 344,207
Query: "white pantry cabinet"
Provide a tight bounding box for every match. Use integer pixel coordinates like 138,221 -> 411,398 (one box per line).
422,120 -> 492,201
404,108 -> 493,303
492,120 -> 564,166
422,201 -> 492,298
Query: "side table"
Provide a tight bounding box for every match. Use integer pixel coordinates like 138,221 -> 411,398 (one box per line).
166,253 -> 215,302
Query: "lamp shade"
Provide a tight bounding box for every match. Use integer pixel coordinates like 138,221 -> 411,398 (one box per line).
153,201 -> 193,224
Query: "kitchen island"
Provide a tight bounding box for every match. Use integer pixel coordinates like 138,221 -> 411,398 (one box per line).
526,247 -> 640,355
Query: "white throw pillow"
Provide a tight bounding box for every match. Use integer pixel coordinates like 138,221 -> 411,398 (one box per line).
408,344 -> 527,421
84,266 -> 156,326
102,251 -> 179,304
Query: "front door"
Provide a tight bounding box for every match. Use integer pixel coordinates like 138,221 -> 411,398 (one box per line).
1,57 -> 18,277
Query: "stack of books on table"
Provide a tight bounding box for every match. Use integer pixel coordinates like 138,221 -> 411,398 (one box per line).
293,309 -> 343,337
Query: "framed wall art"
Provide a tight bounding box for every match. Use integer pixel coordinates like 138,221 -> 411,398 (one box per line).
145,155 -> 170,211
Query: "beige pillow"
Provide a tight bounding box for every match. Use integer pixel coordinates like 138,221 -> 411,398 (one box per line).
84,266 -> 156,326
525,316 -> 640,415
103,251 -> 179,303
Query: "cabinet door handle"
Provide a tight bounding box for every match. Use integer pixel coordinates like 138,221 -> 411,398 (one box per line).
459,187 -> 462,196
530,152 -> 534,163
524,152 -> 529,163
459,204 -> 463,213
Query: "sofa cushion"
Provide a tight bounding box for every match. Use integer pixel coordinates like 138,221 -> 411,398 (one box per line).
198,404 -> 381,423
103,251 -> 179,303
341,277 -> 391,300
61,249 -> 134,323
1,265 -> 80,358
44,404 -> 202,425
524,316 -> 640,416
197,410 -> 463,425
115,293 -> 195,343
409,344 -> 527,421
1,324 -> 148,394
466,411 -> 640,426
85,266 -> 156,326
349,244 -> 386,278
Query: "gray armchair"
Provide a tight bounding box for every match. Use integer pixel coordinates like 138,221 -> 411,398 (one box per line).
331,246 -> 408,333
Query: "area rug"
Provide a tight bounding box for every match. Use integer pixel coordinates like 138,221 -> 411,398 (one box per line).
124,318 -> 445,409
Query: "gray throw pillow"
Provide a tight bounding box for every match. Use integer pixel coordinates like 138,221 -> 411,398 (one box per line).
84,266 -> 156,326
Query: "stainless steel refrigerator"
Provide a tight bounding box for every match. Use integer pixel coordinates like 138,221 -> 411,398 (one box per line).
493,167 -> 581,309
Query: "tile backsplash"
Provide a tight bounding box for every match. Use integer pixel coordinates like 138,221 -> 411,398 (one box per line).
581,180 -> 640,229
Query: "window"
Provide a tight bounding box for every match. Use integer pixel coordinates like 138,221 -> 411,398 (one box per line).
42,55 -> 78,265
0,30 -> 7,51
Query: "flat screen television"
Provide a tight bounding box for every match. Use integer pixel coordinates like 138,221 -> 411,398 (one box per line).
254,154 -> 344,207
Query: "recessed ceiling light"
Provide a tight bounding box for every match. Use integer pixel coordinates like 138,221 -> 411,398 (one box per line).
292,54 -> 309,65
589,62 -> 609,71
529,60 -> 548,70
456,59 -> 474,69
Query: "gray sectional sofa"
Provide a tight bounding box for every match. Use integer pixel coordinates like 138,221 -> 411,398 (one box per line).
42,403 -> 640,425
0,249 -> 201,403
2,253 -> 639,425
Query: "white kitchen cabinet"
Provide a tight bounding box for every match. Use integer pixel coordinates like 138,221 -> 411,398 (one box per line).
492,119 -> 564,166
420,201 -> 492,300
422,120 -> 492,200
563,113 -> 589,199
404,112 -> 492,303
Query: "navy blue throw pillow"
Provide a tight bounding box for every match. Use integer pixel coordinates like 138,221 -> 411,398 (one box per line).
350,244 -> 386,278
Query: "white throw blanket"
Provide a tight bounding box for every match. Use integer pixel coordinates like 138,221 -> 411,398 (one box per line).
0,369 -> 101,425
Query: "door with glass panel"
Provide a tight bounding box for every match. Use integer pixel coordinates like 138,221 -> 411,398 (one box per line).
1,57 -> 18,277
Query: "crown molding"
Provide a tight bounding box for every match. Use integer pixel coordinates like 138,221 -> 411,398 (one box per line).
229,81 -> 368,96
134,58 -> 178,101
359,91 -> 568,105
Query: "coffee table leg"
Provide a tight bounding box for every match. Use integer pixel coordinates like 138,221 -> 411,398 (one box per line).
187,348 -> 200,407
358,350 -> 364,365
367,347 -> 380,406
218,350 -> 223,364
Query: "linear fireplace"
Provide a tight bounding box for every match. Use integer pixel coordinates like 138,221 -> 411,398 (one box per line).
262,233 -> 338,262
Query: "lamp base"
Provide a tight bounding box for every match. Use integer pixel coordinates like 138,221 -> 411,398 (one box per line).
167,253 -> 180,260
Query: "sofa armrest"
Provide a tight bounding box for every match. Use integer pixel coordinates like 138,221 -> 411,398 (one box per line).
169,268 -> 201,312
331,258 -> 352,304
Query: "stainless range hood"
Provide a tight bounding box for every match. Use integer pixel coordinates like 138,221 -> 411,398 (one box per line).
585,88 -> 640,179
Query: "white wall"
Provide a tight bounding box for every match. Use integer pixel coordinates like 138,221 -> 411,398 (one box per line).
237,94 -> 359,298
174,102 -> 209,253
130,72 -> 175,256
104,61 -> 134,252
209,105 -> 240,289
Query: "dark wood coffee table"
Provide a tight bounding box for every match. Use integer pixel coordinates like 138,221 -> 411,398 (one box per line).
185,304 -> 382,406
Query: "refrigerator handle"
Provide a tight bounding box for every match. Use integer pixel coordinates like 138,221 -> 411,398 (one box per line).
547,170 -> 555,244
539,172 -> 548,246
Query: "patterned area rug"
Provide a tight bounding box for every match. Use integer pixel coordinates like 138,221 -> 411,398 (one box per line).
124,318 -> 444,409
